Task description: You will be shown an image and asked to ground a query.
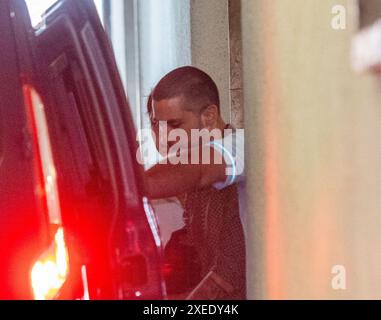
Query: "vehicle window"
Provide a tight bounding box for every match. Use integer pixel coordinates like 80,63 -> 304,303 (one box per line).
81,23 -> 138,206
47,54 -> 94,195
43,51 -> 118,221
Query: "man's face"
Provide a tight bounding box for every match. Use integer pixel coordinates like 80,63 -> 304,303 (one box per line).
152,96 -> 203,152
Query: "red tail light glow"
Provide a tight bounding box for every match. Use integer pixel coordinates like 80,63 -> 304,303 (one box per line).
23,85 -> 69,300
31,227 -> 69,300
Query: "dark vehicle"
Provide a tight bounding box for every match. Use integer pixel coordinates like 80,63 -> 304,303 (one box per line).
0,0 -> 165,300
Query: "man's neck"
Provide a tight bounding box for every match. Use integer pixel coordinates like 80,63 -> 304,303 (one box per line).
216,118 -> 227,132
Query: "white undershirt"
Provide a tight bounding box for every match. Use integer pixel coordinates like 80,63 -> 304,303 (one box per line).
209,128 -> 245,189
209,129 -> 246,238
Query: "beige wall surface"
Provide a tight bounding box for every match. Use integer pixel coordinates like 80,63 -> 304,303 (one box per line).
242,0 -> 381,299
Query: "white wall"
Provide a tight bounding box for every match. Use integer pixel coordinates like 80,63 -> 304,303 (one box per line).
137,0 -> 191,127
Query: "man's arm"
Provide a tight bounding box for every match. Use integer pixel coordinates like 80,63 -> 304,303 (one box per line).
145,145 -> 227,199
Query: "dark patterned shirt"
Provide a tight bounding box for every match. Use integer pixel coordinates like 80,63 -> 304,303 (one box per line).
184,184 -> 246,300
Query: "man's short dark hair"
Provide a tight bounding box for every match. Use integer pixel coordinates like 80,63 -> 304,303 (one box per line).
147,94 -> 153,122
152,66 -> 220,114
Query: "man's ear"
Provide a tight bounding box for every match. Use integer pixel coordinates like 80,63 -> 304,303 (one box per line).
200,105 -> 219,130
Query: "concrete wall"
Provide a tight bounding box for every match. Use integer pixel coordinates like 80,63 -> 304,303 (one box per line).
228,0 -> 244,129
242,0 -> 381,299
190,0 -> 231,123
